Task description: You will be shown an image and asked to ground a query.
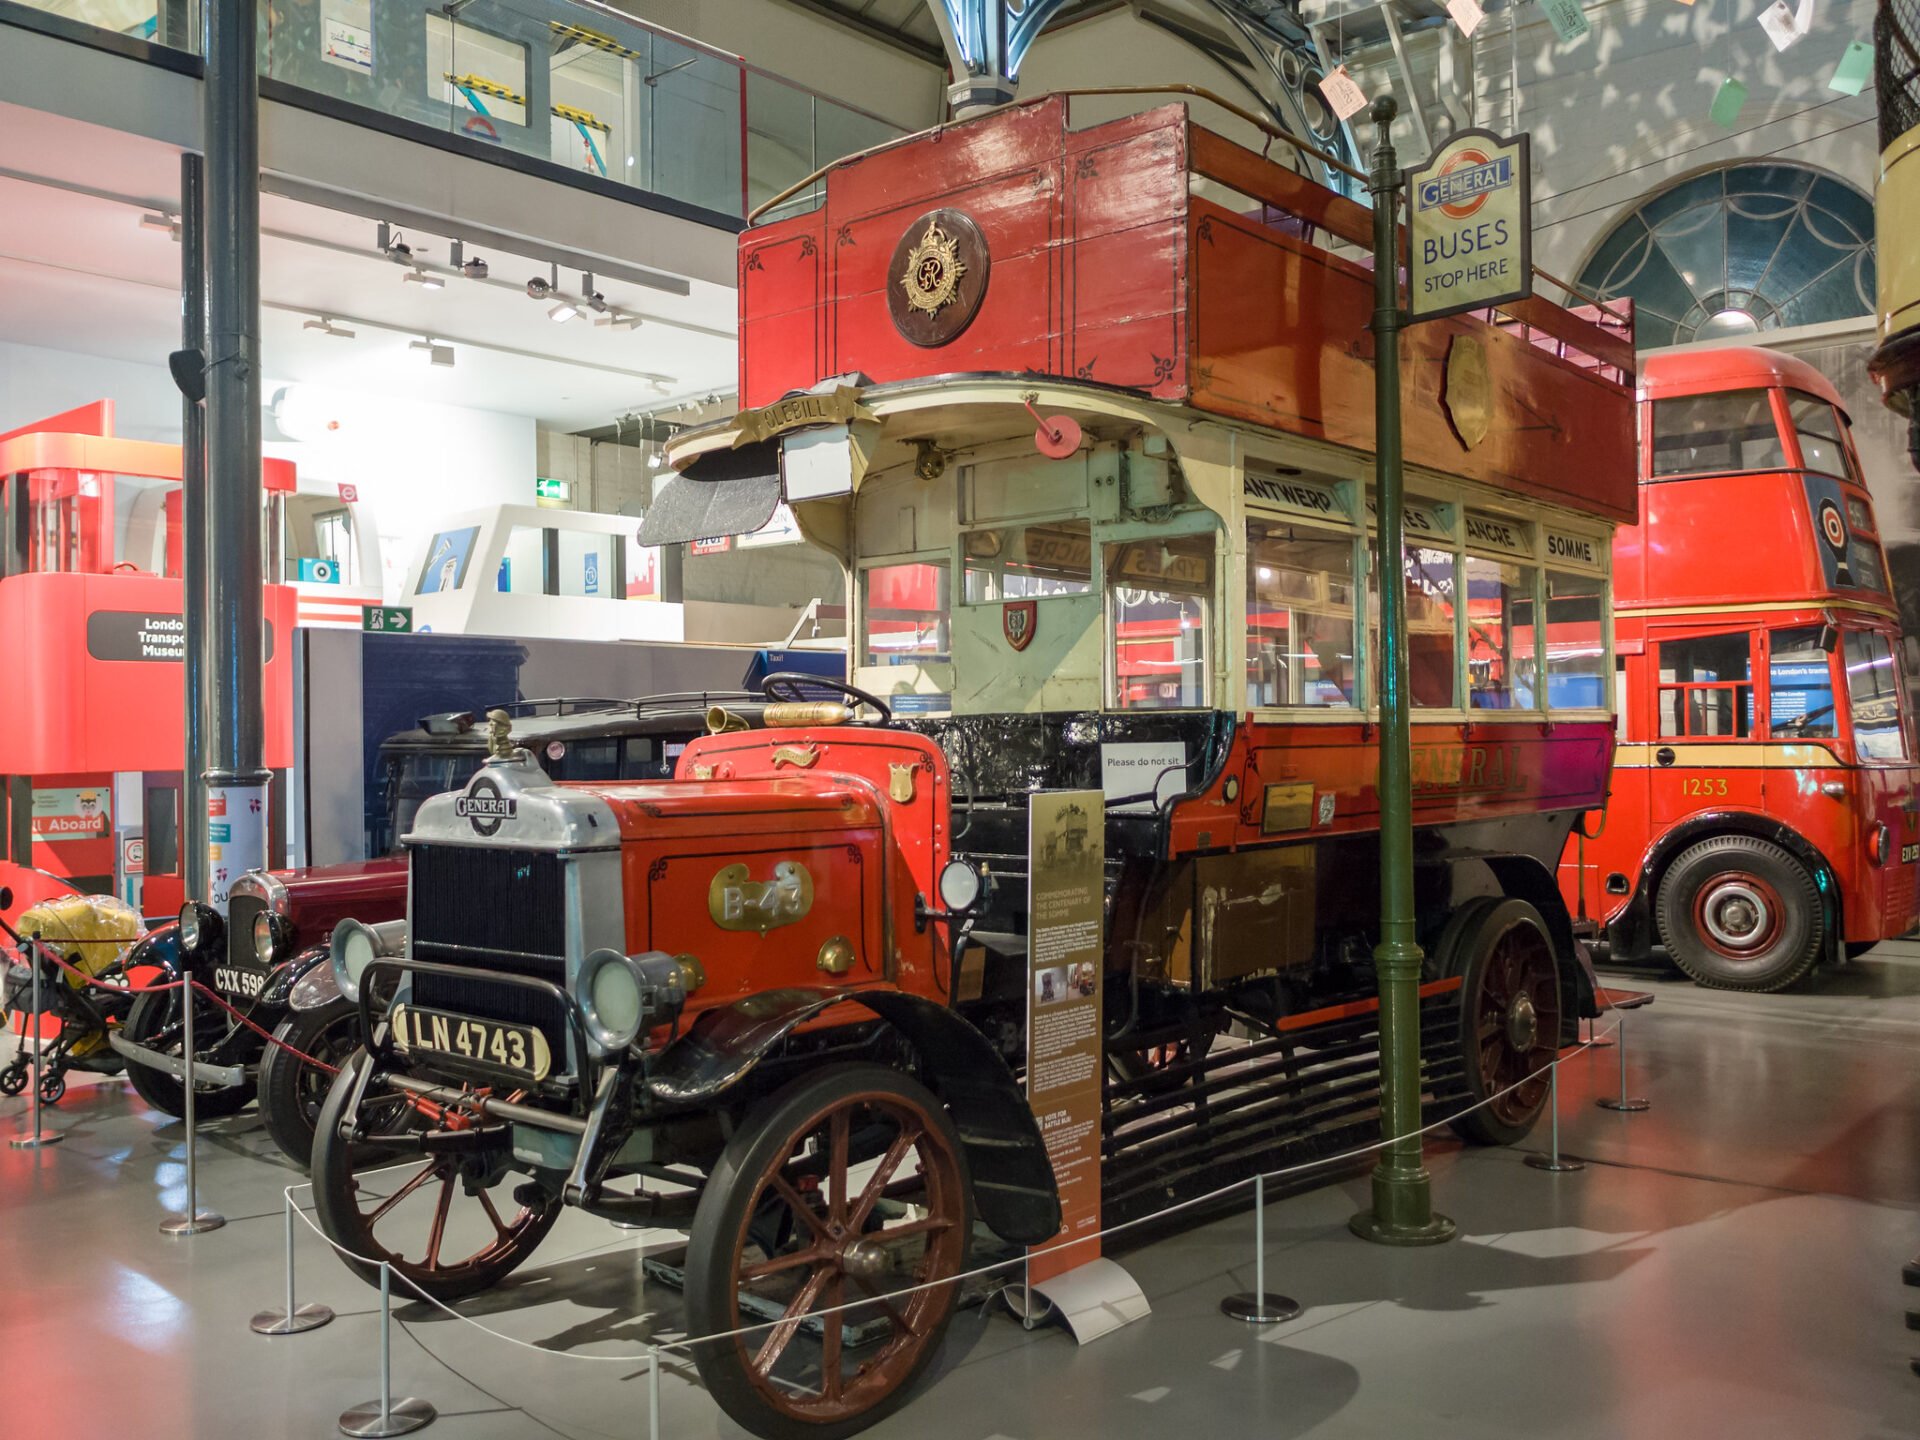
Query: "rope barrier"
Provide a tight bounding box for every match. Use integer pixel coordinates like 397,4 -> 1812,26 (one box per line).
263,996 -> 1634,1370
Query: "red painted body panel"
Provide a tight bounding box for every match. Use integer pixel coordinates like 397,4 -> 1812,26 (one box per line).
263,858 -> 411,951
740,97 -> 1636,526
590,753 -> 932,1018
1168,719 -> 1614,856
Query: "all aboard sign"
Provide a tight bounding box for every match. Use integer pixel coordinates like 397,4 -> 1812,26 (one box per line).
1406,128 -> 1532,322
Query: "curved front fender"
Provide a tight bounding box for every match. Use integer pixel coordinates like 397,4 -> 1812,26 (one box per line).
648,987 -> 1062,1246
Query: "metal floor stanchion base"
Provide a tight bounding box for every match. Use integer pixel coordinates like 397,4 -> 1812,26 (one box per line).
161,1211 -> 227,1236
1596,1095 -> 1650,1112
1220,1292 -> 1302,1325
252,1303 -> 334,1335
1523,1153 -> 1585,1173
338,1397 -> 435,1437
9,1132 -> 63,1149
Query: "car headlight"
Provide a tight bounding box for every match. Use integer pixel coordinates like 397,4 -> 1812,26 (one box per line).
252,911 -> 286,965
331,918 -> 385,1004
178,901 -> 221,957
578,948 -> 693,1058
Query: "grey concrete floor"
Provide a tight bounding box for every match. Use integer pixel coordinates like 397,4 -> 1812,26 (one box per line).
3,945 -> 1918,1440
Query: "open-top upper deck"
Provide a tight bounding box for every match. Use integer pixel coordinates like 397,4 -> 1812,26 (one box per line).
738,93 -> 1637,526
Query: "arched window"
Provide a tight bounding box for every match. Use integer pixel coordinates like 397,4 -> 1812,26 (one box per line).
1575,164 -> 1876,350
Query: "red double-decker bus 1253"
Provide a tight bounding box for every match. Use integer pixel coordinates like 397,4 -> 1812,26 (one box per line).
1560,345 -> 1920,991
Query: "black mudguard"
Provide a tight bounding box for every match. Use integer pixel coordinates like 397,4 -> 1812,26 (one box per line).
648,986 -> 1062,1246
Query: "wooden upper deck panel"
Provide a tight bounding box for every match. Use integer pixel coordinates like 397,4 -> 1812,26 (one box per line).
739,95 -> 1639,526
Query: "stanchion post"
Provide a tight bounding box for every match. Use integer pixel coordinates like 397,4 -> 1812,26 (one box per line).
1596,1015 -> 1649,1113
1584,1016 -> 1613,1048
648,1345 -> 662,1440
10,936 -> 64,1151
160,979 -> 225,1235
339,1261 -> 435,1437
1221,1174 -> 1303,1324
252,1190 -> 335,1334
1524,1063 -> 1585,1173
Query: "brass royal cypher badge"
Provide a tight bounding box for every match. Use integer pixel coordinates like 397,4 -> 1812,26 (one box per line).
887,207 -> 990,347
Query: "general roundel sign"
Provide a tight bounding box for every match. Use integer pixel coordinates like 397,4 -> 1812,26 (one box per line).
1406,128 -> 1532,322
887,208 -> 990,348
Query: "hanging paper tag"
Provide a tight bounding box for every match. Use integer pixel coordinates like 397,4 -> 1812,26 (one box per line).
1758,0 -> 1807,50
1447,0 -> 1485,37
1829,40 -> 1874,95
1709,76 -> 1750,128
1540,0 -> 1591,41
1318,65 -> 1369,122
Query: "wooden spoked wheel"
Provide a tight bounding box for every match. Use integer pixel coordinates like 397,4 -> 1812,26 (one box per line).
311,1049 -> 560,1301
1447,898 -> 1562,1146
686,1063 -> 972,1440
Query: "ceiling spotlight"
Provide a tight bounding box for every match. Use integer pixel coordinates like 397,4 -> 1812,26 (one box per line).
409,339 -> 455,368
403,267 -> 444,290
526,276 -> 553,299
138,212 -> 180,238
303,317 -> 355,339
548,300 -> 582,323
586,290 -> 610,314
463,256 -> 489,279
594,310 -> 642,330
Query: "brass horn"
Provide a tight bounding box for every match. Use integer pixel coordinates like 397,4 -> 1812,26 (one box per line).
705,705 -> 751,734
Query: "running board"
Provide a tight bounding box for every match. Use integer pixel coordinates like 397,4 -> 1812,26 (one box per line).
108,1033 -> 248,1089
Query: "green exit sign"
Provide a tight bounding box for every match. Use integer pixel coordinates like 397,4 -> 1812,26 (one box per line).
535,476 -> 570,501
362,605 -> 413,634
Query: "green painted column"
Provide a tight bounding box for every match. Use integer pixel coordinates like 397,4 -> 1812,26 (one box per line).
1349,95 -> 1456,1248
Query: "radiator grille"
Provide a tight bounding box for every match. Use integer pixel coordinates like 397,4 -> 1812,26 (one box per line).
408,845 -> 570,1053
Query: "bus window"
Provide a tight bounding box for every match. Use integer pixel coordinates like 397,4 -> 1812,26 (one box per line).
1545,572 -> 1606,709
1246,520 -> 1357,708
1767,627 -> 1837,739
1844,631 -> 1908,761
1650,390 -> 1787,477
1784,392 -> 1855,481
1658,632 -> 1753,738
555,737 -> 621,780
379,751 -> 486,854
1464,555 -> 1539,710
962,520 -> 1093,601
862,561 -> 950,666
1403,547 -> 1458,707
1108,535 -> 1211,710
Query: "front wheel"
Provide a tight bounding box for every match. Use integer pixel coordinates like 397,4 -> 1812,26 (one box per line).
310,1049 -> 562,1301
685,1063 -> 973,1440
257,998 -> 361,1169
1655,835 -> 1823,992
1444,897 -> 1563,1147
121,982 -> 254,1121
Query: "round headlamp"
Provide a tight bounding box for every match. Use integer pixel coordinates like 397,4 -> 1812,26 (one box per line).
937,857 -> 984,913
252,911 -> 285,965
330,918 -> 384,1004
1870,821 -> 1892,866
178,901 -> 221,957
579,948 -> 647,1058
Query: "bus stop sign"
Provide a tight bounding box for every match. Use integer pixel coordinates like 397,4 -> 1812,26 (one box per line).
1406,128 -> 1531,322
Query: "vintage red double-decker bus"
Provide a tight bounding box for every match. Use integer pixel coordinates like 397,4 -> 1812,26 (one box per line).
310,94 -> 1636,1438
1558,347 -> 1920,991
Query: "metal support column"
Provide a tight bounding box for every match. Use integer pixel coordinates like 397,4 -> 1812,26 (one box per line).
200,0 -> 270,905
179,152 -> 209,903
1349,95 -> 1454,1248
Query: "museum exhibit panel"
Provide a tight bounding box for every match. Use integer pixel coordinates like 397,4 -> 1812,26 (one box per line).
0,0 -> 1915,1437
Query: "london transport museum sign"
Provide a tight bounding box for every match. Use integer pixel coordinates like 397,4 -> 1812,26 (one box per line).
1406,127 -> 1532,322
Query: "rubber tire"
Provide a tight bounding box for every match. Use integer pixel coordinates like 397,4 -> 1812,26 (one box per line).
121,984 -> 255,1121
257,998 -> 360,1169
1442,897 -> 1561,1147
684,1063 -> 972,1440
1655,835 -> 1823,993
310,1049 -> 562,1301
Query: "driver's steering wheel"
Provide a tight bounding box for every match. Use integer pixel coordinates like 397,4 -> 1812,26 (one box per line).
761,672 -> 892,724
